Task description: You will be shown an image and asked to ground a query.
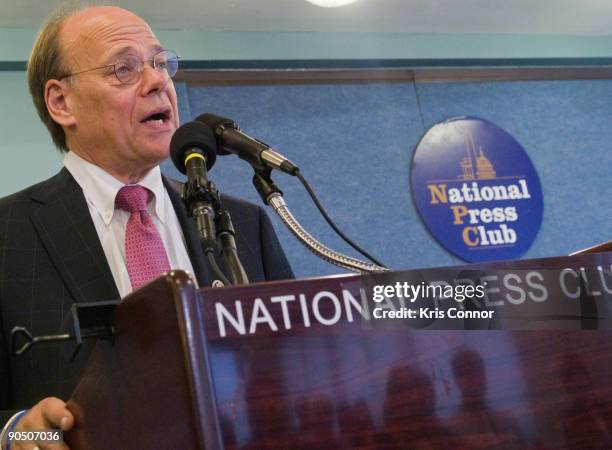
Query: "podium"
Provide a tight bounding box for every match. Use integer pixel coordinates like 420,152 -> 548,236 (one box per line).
65,251 -> 612,449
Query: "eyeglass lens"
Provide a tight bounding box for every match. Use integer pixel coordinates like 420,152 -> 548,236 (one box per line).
115,50 -> 179,84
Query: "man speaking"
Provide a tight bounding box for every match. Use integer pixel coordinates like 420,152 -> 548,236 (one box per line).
0,4 -> 292,448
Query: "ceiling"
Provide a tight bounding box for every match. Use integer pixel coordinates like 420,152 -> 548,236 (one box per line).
0,0 -> 611,35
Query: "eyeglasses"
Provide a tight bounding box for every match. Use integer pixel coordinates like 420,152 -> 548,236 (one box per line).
58,49 -> 180,85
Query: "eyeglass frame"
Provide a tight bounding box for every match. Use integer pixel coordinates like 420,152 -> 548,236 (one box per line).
57,49 -> 180,85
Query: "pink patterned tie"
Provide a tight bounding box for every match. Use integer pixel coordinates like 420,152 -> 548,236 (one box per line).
115,185 -> 170,290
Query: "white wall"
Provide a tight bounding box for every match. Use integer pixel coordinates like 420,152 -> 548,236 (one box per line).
4,27 -> 612,61
0,71 -> 62,196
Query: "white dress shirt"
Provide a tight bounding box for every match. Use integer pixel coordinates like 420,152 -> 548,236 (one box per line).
63,151 -> 197,298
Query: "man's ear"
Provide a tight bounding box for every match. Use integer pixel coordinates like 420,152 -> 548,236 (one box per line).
45,79 -> 76,127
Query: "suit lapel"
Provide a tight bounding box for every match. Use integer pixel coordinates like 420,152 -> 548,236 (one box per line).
30,168 -> 119,303
163,176 -> 214,287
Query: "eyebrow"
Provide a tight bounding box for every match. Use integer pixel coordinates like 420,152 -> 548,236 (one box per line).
107,44 -> 165,62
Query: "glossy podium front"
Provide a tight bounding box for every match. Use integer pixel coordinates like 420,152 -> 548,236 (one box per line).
66,252 -> 612,449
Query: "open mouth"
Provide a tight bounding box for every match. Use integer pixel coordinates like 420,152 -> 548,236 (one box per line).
141,109 -> 171,125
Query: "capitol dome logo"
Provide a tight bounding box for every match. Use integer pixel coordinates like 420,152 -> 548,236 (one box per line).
410,117 -> 543,262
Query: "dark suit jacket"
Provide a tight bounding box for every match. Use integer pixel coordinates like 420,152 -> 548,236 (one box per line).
0,168 -> 293,423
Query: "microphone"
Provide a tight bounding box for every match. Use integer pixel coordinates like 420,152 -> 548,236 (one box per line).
170,121 -> 218,253
196,113 -> 299,175
170,120 -> 249,286
170,120 -> 217,176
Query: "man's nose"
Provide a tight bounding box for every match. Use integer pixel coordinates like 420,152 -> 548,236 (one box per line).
140,64 -> 170,95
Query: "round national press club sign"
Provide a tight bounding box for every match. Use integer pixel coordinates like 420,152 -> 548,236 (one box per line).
411,117 -> 543,262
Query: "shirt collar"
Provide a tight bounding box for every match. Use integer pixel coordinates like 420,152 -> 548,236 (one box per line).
63,151 -> 167,225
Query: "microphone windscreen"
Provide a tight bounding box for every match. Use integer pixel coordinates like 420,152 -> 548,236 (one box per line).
170,121 -> 217,174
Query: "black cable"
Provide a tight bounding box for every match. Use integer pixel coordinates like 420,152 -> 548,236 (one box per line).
206,250 -> 232,286
295,170 -> 387,268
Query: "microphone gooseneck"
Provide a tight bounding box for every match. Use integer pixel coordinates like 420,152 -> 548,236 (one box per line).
191,113 -> 388,274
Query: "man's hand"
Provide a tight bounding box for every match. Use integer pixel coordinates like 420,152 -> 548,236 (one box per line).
8,397 -> 73,450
